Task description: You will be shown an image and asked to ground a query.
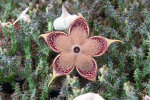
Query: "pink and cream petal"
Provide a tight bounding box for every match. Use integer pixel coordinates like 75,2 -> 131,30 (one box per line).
48,53 -> 75,86
39,31 -> 73,52
75,54 -> 97,81
53,53 -> 75,75
82,36 -> 108,57
69,17 -> 89,45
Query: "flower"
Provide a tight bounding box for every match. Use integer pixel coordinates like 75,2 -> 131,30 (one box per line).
39,15 -> 122,86
74,93 -> 105,100
53,5 -> 78,30
13,7 -> 30,25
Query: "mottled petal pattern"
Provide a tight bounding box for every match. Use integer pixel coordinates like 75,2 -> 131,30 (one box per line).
75,54 -> 97,81
47,31 -> 73,52
82,36 -> 108,56
53,53 -> 75,75
69,17 -> 89,45
39,12 -> 122,85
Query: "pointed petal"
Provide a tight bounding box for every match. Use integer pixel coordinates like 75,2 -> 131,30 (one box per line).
75,54 -> 97,81
82,36 -> 108,56
69,17 -> 89,45
78,13 -> 83,17
51,52 -> 75,81
39,31 -> 73,52
82,36 -> 122,56
61,5 -> 70,18
105,38 -> 123,47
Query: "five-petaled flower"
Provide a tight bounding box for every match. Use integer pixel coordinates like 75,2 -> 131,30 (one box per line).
39,14 -> 122,86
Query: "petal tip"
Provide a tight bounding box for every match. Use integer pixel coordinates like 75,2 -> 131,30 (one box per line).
48,75 -> 56,87
91,77 -> 97,82
78,13 -> 83,17
61,5 -> 70,17
115,40 -> 123,43
48,70 -> 61,87
38,33 -> 49,40
62,5 -> 65,11
106,38 -> 123,47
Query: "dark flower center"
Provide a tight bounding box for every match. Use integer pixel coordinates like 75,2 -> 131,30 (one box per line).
73,46 -> 80,53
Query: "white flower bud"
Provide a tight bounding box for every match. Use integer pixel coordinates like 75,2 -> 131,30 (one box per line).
53,5 -> 78,30
74,93 -> 105,100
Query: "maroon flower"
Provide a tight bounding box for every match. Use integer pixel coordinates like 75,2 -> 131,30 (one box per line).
39,15 -> 122,86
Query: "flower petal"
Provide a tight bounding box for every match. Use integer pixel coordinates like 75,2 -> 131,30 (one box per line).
48,53 -> 75,86
82,36 -> 108,57
69,17 -> 89,45
53,53 -> 75,76
82,36 -> 123,56
75,54 -> 97,81
39,31 -> 73,52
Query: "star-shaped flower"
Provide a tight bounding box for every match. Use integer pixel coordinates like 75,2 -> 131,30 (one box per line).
39,15 -> 122,86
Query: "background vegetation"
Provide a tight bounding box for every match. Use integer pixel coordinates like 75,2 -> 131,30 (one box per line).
0,0 -> 150,100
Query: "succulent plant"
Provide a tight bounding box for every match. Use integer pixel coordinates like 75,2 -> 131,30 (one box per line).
39,13 -> 122,86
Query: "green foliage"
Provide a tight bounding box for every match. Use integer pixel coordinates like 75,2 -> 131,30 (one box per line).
0,0 -> 150,99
